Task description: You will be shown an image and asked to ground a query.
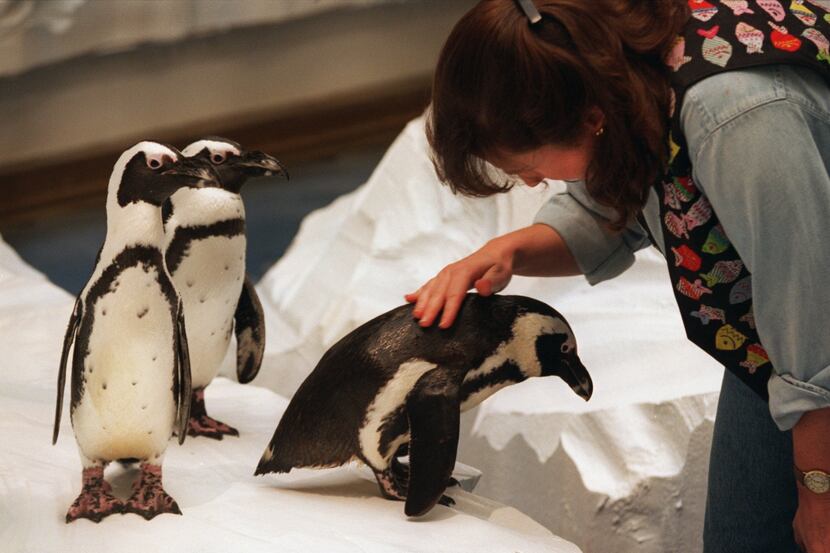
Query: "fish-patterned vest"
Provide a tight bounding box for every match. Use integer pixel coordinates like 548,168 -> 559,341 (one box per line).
653,0 -> 830,399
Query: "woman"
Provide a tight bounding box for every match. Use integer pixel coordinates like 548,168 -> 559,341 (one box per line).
406,1 -> 830,551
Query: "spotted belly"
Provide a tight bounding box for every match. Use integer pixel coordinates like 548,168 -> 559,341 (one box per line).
72,265 -> 177,463
172,234 -> 245,388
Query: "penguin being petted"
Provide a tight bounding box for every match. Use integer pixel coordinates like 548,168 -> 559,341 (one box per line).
255,294 -> 592,517
163,137 -> 286,439
54,142 -> 219,522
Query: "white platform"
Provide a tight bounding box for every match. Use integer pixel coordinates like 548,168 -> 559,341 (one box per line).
0,237 -> 580,552
251,117 -> 725,552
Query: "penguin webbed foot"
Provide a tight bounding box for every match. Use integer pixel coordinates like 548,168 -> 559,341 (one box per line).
186,388 -> 239,440
122,463 -> 182,520
374,466 -> 408,501
65,467 -> 123,523
186,414 -> 240,440
438,494 -> 456,508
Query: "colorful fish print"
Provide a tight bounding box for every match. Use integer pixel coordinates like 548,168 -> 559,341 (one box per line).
740,306 -> 756,329
698,25 -> 734,66
702,224 -> 730,254
669,133 -> 681,164
673,176 -> 697,201
769,22 -> 803,50
757,0 -> 787,20
673,245 -> 703,271
739,343 -> 770,373
684,196 -> 714,231
667,36 -> 693,71
715,324 -> 748,350
691,304 -> 726,324
803,28 -> 830,62
722,0 -> 755,13
678,277 -> 713,300
736,22 -> 766,53
690,0 -> 720,20
700,259 -> 744,287
664,176 -> 695,209
664,180 -> 683,209
791,0 -> 818,25
665,211 -> 689,239
729,276 -> 753,304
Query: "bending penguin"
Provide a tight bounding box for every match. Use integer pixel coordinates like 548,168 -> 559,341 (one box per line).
54,141 -> 219,522
163,137 -> 286,439
255,293 -> 593,517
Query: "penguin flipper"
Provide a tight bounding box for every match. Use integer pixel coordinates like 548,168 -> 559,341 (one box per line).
234,275 -> 265,384
175,302 -> 193,445
53,297 -> 82,444
404,369 -> 461,517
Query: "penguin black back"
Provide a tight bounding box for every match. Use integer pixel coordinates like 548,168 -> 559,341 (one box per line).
256,294 -> 590,475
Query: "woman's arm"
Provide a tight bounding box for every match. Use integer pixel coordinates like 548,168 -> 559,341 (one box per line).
405,223 -> 580,329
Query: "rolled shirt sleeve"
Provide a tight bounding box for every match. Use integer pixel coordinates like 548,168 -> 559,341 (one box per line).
682,65 -> 830,430
533,181 -> 651,285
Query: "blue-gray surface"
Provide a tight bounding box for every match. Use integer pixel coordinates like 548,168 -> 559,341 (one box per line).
3,146 -> 386,295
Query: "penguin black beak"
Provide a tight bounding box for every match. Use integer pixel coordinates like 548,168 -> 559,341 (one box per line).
163,157 -> 220,188
237,151 -> 289,180
563,358 -> 593,401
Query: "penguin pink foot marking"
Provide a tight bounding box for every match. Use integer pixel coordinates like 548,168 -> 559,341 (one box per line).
374,466 -> 408,500
186,388 -> 239,440
65,466 -> 123,523
123,463 -> 181,520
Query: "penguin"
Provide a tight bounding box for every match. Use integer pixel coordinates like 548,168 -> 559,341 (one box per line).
163,137 -> 287,439
53,141 -> 219,522
255,293 -> 593,517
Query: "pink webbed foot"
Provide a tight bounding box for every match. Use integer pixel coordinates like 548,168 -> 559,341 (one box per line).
65,466 -> 123,523
123,463 -> 182,520
186,388 -> 239,440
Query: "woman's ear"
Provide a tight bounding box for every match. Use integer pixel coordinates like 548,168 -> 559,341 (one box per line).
585,106 -> 606,136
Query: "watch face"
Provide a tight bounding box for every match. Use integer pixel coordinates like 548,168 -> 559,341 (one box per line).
804,471 -> 830,494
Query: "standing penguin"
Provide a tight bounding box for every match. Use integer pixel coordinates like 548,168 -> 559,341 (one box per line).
54,141 -> 219,522
255,294 -> 592,517
163,137 -> 286,439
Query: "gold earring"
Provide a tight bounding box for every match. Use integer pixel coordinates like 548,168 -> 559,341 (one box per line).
595,127 -> 605,137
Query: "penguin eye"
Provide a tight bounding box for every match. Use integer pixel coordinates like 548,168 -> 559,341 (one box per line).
211,152 -> 226,165
146,157 -> 163,170
561,344 -> 571,354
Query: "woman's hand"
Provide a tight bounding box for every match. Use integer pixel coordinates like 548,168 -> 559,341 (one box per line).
794,488 -> 830,552
793,407 -> 830,552
405,239 -> 515,329
405,224 -> 581,328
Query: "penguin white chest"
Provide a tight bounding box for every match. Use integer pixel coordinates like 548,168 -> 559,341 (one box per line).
173,234 -> 246,387
72,263 -> 177,462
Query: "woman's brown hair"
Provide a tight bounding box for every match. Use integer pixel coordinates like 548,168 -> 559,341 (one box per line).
427,0 -> 689,229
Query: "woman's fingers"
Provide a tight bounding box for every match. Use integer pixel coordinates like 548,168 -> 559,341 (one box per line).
474,278 -> 492,296
404,287 -> 421,303
411,280 -> 435,318
476,265 -> 511,296
438,285 -> 471,329
418,276 -> 451,327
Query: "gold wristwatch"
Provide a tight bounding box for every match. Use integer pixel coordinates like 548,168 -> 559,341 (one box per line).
794,466 -> 830,494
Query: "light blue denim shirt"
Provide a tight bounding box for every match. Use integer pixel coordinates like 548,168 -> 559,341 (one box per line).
534,64 -> 830,431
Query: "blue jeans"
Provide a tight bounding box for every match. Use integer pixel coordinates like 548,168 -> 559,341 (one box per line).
703,369 -> 800,552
